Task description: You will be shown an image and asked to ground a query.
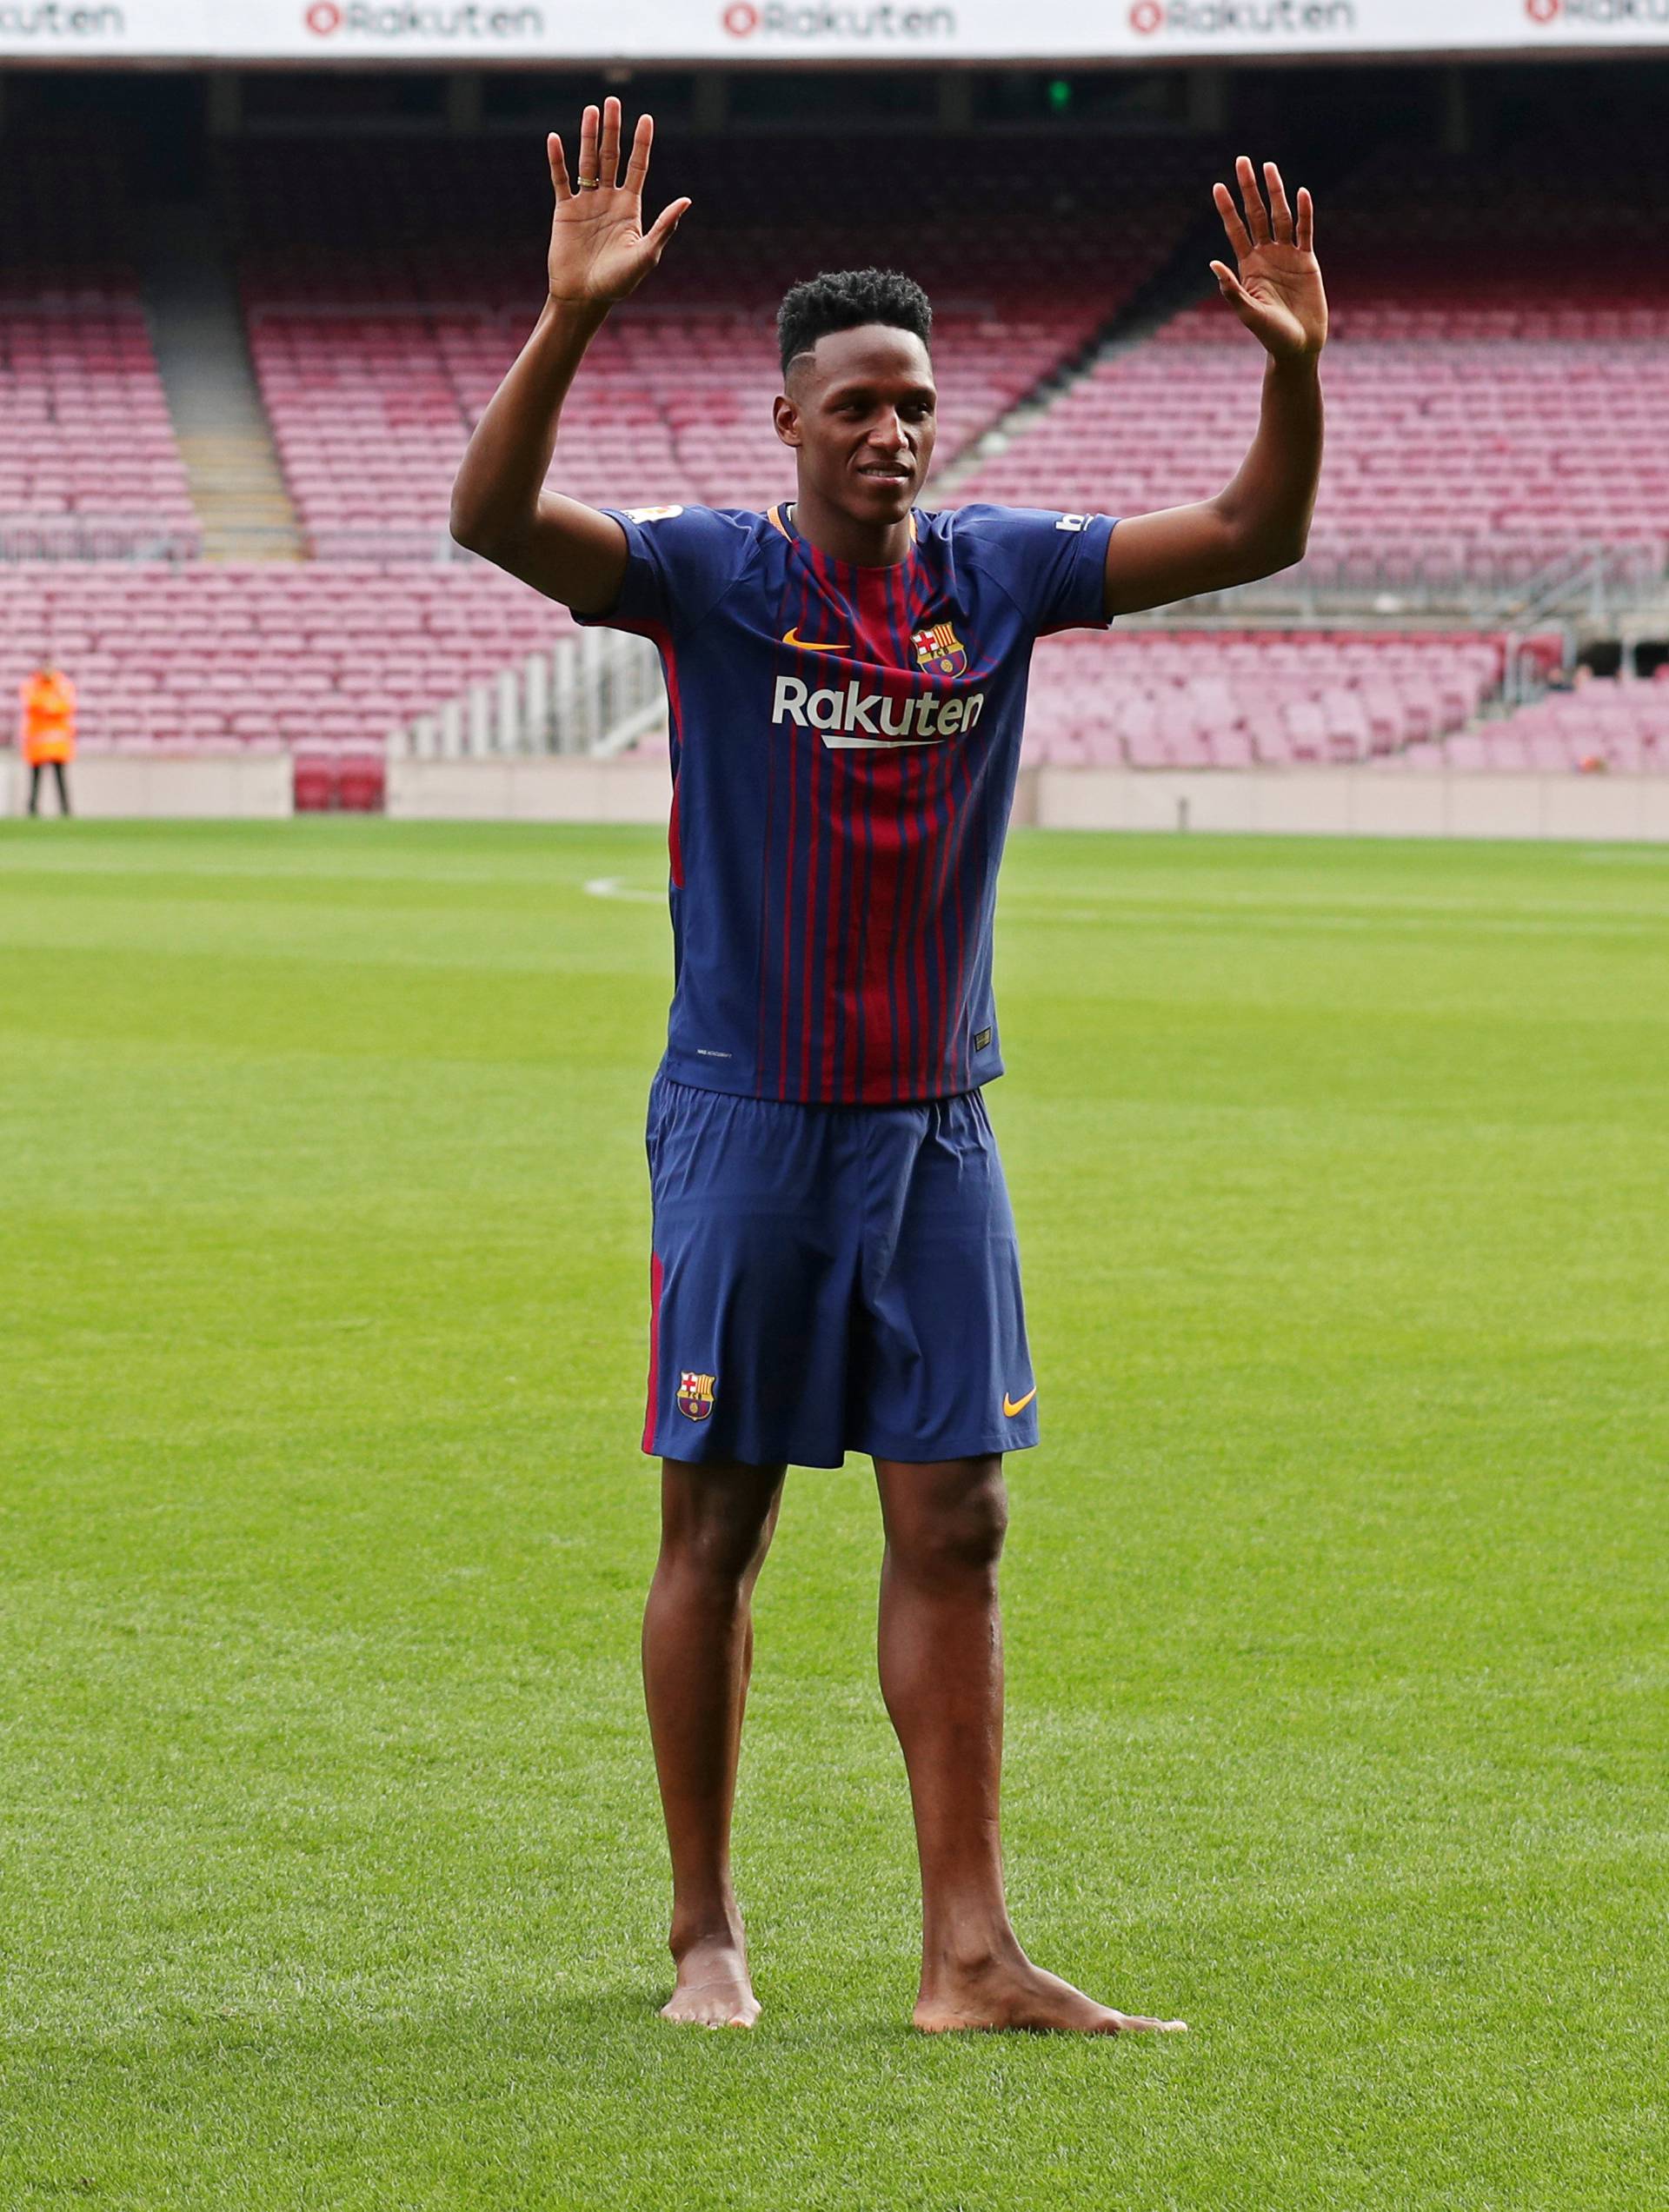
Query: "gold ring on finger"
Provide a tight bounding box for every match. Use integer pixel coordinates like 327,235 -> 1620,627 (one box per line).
577,176 -> 601,189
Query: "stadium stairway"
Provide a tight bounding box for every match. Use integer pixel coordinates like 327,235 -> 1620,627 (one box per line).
936,206 -> 1227,500
950,138 -> 1669,620
138,202 -> 305,561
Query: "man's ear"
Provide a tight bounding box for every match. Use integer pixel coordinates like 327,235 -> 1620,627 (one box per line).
773,393 -> 801,449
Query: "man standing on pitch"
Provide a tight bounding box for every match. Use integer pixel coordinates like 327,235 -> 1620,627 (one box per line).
453,100 -> 1326,2033
20,660 -> 76,816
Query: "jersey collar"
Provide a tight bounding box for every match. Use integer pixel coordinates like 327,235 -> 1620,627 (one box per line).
768,502 -> 919,560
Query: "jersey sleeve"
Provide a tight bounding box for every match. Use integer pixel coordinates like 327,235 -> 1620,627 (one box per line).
956,504 -> 1117,636
574,505 -> 757,642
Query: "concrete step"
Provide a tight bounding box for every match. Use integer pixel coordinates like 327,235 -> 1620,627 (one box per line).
178,462 -> 290,488
199,541 -> 309,564
139,201 -> 307,562
192,501 -> 298,524
177,432 -> 283,453
178,465 -> 292,494
183,467 -> 289,488
935,229 -> 1223,495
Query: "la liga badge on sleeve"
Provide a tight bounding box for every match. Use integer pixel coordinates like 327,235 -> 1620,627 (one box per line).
677,1371 -> 716,1421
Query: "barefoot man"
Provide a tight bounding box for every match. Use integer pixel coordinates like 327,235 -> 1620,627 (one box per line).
451,101 -> 1326,2031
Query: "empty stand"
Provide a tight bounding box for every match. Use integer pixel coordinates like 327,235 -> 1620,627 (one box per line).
1417,674 -> 1669,775
4,124 -> 1664,793
957,144 -> 1669,598
2,561 -> 571,751
223,136 -> 1215,548
958,342 -> 1669,595
0,144 -> 198,559
1021,629 -> 1504,769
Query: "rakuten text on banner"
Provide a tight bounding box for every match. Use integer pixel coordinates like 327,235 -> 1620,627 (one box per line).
3,0 -> 1667,64
0,1 -> 170,54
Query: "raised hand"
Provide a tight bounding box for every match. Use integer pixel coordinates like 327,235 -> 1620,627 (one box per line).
1210,157 -> 1327,362
547,96 -> 691,309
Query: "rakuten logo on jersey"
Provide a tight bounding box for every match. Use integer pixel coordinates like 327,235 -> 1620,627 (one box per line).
304,1 -> 545,37
721,0 -> 955,40
1129,0 -> 1356,34
773,675 -> 985,750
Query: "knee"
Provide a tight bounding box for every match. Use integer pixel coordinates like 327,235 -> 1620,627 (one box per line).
888,1474 -> 1007,1587
658,1477 -> 780,1593
668,1516 -> 768,1592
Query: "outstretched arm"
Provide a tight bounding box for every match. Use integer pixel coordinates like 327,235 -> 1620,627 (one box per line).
1100,157 -> 1326,618
449,98 -> 690,613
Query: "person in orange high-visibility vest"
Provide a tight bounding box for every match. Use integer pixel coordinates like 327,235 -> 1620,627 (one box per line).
21,662 -> 75,816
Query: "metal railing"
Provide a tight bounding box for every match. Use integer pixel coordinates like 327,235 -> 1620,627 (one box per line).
389,629 -> 666,762
0,517 -> 203,563
304,527 -> 473,565
0,521 -> 486,567
1173,539 -> 1667,624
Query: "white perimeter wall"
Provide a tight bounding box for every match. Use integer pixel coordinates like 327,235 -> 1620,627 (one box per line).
388,759 -> 1669,843
1030,766 -> 1669,841
385,755 -> 674,823
7,753 -> 1669,842
0,751 -> 291,819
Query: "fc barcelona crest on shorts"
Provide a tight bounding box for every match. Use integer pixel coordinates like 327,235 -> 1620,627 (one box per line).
912,621 -> 967,681
677,1371 -> 716,1421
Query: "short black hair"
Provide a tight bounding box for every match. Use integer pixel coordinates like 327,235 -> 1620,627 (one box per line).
777,269 -> 933,380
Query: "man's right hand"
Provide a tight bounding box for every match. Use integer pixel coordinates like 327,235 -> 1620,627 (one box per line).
450,98 -> 689,610
548,98 -> 691,309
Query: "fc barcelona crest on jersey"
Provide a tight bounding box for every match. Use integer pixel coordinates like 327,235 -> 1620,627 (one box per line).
677,1371 -> 716,1421
912,621 -> 967,681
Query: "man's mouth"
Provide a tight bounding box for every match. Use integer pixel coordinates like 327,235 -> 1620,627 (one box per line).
858,463 -> 912,482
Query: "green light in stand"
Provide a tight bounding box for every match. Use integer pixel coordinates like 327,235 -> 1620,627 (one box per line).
1048,78 -> 1074,112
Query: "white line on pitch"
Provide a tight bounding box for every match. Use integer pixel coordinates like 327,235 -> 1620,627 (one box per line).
584,876 -> 664,903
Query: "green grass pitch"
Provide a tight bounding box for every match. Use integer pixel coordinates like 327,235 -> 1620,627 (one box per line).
3,819 -> 1665,2210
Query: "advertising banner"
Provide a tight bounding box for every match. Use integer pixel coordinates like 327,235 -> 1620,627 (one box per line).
3,0 -> 1667,65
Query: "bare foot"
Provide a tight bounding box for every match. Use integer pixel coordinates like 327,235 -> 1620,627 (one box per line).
659,1936 -> 760,2029
914,1951 -> 1186,2036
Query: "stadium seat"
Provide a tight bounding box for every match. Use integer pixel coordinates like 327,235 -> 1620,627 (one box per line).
954,143 -> 1669,591
0,144 -> 198,559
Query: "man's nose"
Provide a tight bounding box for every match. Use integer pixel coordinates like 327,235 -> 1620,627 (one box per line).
868,412 -> 909,452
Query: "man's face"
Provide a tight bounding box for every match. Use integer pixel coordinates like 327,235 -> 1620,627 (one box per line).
774,324 -> 937,528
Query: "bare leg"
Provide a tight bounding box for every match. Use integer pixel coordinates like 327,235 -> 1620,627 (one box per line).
874,1455 -> 1186,2036
642,1455 -> 785,2027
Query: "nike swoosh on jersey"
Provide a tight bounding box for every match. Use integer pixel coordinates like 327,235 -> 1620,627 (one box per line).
782,628 -> 851,653
1002,1387 -> 1038,1418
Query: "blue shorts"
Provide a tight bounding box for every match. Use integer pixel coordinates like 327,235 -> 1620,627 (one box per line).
643,1071 -> 1038,1469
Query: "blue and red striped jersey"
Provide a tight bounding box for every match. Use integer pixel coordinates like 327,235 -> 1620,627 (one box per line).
579,501 -> 1114,1105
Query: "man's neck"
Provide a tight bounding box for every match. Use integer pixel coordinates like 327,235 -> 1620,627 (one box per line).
787,489 -> 914,568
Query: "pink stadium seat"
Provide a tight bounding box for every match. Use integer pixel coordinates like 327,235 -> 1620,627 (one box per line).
223,135 -> 1220,547
1020,628 -> 1513,769
1,562 -> 573,754
954,144 -> 1669,589
3,131 -> 1664,783
1462,677 -> 1669,773
0,146 -> 198,559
